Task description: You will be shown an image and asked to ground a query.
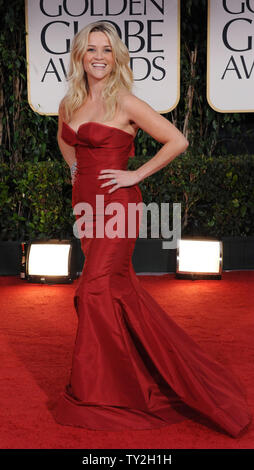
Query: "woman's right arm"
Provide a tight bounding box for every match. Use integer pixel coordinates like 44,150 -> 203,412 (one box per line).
57,101 -> 77,169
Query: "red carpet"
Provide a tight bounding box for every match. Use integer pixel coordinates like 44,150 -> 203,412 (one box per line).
0,271 -> 253,449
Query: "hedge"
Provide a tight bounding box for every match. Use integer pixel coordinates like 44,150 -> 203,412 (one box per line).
0,153 -> 253,241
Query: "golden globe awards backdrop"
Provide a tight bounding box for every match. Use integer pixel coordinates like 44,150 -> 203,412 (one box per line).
207,0 -> 254,112
25,0 -> 180,115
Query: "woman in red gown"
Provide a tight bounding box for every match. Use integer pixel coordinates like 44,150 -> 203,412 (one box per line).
54,21 -> 251,437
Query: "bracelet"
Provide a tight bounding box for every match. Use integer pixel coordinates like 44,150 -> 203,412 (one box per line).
70,161 -> 77,177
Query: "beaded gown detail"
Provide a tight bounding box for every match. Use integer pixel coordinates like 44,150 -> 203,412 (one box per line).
53,121 -> 251,437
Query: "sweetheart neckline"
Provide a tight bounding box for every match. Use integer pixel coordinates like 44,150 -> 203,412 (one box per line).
63,121 -> 135,139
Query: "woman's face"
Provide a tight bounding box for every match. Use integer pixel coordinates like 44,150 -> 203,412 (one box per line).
83,31 -> 115,81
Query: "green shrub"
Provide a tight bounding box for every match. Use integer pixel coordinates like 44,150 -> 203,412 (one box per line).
0,154 -> 253,241
0,161 -> 73,241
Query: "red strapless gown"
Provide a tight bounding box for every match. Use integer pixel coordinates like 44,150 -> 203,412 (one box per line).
53,121 -> 251,437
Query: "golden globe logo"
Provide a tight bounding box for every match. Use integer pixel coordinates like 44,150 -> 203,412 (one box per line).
207,0 -> 254,111
26,0 -> 180,115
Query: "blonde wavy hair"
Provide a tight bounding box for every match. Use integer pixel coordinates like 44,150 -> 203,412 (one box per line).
61,21 -> 134,123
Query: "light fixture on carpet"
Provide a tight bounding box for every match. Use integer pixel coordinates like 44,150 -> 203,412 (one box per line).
176,238 -> 223,280
21,239 -> 77,284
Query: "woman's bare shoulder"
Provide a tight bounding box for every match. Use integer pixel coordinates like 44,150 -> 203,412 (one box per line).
117,90 -> 146,128
118,89 -> 143,104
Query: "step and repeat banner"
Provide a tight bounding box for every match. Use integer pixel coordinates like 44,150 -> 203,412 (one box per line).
25,0 -> 180,115
207,0 -> 254,112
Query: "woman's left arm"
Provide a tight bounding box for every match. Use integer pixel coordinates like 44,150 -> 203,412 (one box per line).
123,93 -> 189,184
98,94 -> 189,193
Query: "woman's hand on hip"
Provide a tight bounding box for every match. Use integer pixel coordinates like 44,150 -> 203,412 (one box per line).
97,169 -> 140,194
